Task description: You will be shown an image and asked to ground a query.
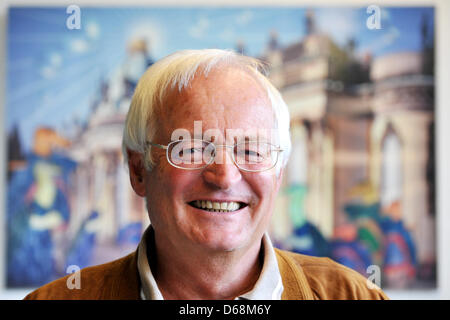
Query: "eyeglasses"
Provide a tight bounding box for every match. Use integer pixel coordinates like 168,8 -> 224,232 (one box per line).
147,139 -> 283,172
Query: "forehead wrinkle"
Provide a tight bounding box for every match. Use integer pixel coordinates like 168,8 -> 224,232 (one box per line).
159,67 -> 274,143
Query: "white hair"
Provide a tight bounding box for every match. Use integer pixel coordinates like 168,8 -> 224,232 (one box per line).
122,48 -> 291,174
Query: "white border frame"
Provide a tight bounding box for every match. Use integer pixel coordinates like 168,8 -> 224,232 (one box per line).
0,0 -> 448,300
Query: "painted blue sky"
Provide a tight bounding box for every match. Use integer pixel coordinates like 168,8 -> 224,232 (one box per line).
7,6 -> 434,151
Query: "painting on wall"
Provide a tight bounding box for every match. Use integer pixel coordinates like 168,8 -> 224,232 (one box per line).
5,5 -> 435,289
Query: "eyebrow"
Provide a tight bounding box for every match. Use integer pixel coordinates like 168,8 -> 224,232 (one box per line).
226,135 -> 273,145
232,130 -> 273,141
184,129 -> 274,143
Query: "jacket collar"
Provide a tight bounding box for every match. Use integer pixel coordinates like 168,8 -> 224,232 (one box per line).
108,250 -> 141,300
106,245 -> 314,300
275,248 -> 315,300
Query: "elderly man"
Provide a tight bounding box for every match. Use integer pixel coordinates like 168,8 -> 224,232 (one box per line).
25,49 -> 387,300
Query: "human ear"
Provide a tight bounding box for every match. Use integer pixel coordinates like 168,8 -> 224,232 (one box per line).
127,149 -> 147,197
275,167 -> 285,193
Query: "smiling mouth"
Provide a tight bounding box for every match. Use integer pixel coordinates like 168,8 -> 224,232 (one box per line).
188,200 -> 248,213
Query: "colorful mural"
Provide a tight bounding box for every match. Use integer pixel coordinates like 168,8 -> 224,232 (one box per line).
6,6 -> 435,289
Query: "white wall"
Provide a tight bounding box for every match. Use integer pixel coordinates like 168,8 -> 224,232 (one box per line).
0,0 -> 449,300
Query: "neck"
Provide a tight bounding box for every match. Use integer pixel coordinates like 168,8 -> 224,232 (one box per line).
150,231 -> 263,300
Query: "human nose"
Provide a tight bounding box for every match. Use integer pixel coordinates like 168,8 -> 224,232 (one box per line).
202,146 -> 242,190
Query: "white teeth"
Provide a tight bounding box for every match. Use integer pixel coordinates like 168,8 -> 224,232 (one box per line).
192,200 -> 242,212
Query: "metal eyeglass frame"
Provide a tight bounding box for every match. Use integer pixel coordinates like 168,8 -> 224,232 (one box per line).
146,139 -> 283,172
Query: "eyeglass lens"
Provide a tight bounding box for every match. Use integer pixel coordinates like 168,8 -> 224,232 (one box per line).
167,140 -> 278,171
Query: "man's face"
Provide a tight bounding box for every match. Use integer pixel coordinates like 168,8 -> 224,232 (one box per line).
136,67 -> 283,253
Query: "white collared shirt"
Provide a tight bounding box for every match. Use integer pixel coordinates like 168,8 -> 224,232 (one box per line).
137,226 -> 283,300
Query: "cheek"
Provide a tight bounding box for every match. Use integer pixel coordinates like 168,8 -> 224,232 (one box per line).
146,166 -> 196,205
144,168 -> 194,231
246,173 -> 279,207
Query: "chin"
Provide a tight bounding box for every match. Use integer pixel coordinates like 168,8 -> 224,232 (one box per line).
191,229 -> 250,253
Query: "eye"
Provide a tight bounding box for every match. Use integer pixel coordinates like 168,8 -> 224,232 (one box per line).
235,148 -> 264,161
185,147 -> 200,154
244,149 -> 261,157
179,147 -> 202,156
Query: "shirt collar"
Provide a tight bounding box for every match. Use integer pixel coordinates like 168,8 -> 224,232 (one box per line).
137,226 -> 283,300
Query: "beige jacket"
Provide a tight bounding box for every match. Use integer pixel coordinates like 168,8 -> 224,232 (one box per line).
24,249 -> 388,300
